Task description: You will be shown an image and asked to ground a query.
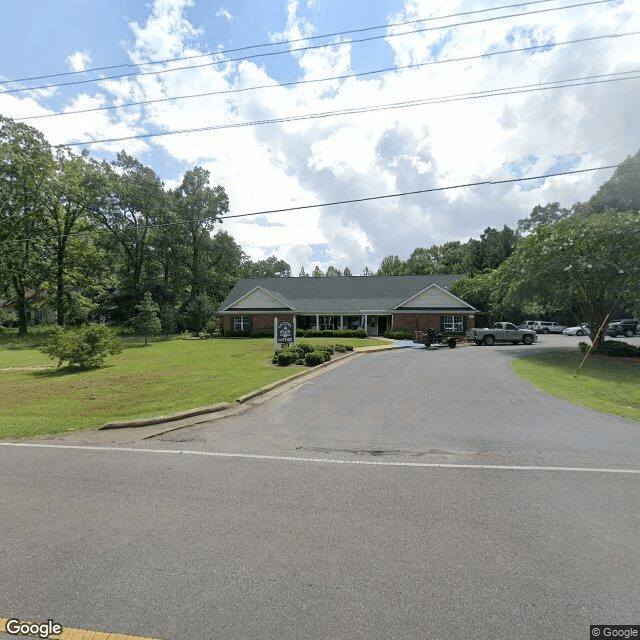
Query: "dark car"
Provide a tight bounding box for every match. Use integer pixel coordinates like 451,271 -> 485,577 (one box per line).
605,319 -> 639,337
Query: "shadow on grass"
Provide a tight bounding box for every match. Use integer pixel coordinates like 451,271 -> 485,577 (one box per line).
30,363 -> 117,378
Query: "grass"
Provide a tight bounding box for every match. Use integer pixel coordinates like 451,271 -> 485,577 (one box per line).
512,351 -> 640,422
0,335 -> 388,439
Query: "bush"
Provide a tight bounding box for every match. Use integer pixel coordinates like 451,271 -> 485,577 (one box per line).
304,351 -> 325,367
384,330 -> 414,340
224,329 -> 250,338
296,342 -> 315,353
297,328 -> 368,338
578,341 -> 591,354
332,344 -> 347,352
253,328 -> 274,338
597,340 -> 639,358
40,325 -> 123,369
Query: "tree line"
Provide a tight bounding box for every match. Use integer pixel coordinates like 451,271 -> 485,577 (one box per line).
0,115 -> 292,335
2,114 -> 638,346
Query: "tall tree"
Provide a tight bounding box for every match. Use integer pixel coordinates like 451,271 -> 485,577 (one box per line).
377,255 -> 406,276
325,265 -> 342,277
517,202 -> 570,234
243,256 -> 291,278
92,152 -> 166,317
585,150 -> 640,214
503,210 -> 640,348
0,116 -> 55,334
171,166 -> 228,300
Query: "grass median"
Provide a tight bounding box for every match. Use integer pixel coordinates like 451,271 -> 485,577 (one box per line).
512,351 -> 640,422
0,336 -> 388,439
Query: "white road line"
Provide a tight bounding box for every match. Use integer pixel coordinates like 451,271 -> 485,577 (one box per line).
1,441 -> 639,474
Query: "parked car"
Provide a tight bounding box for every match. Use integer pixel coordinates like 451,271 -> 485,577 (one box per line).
563,324 -> 590,336
532,321 -> 566,334
605,319 -> 639,337
519,320 -> 537,330
467,322 -> 537,346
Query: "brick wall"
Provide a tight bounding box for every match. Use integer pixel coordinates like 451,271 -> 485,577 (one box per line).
392,313 -> 475,333
222,313 -> 293,334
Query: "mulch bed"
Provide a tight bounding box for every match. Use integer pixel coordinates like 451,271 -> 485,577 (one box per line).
587,353 -> 640,364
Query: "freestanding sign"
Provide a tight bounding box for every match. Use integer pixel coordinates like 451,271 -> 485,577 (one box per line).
274,317 -> 296,348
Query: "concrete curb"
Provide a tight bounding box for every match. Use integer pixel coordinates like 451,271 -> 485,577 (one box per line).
98,342 -> 405,431
100,402 -> 232,430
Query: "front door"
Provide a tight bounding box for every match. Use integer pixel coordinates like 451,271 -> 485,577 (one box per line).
368,316 -> 378,336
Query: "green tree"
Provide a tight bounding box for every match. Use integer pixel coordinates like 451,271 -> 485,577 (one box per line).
0,116 -> 55,335
312,265 -> 324,277
342,267 -> 352,276
503,210 -> 640,348
171,166 -> 228,300
243,256 -> 291,278
325,265 -> 342,277
135,292 -> 162,344
377,255 -> 406,275
585,150 -> 640,214
298,267 -> 309,277
517,202 -> 570,234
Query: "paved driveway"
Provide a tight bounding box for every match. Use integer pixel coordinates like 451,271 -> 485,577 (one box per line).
1,335 -> 638,640
149,335 -> 640,470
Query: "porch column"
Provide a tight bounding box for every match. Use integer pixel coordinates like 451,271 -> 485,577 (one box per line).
363,313 -> 368,334
340,315 -> 344,330
316,315 -> 320,331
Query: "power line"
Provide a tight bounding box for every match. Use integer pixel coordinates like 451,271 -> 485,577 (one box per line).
0,0 -> 611,95
0,0 -> 588,84
55,69 -> 640,148
15,30 -> 638,123
1,162 -> 635,246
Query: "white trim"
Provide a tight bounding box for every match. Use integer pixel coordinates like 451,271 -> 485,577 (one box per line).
221,286 -> 293,312
394,283 -> 477,311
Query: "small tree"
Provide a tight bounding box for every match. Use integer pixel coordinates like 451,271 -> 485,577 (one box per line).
135,292 -> 161,344
40,325 -> 123,369
159,303 -> 178,340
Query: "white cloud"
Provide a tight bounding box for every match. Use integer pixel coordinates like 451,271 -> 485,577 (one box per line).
3,0 -> 639,274
216,7 -> 234,22
67,50 -> 92,72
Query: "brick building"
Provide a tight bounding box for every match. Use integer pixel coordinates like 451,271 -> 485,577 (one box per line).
219,275 -> 477,336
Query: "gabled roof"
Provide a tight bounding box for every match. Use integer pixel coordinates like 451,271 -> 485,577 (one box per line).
219,275 -> 476,314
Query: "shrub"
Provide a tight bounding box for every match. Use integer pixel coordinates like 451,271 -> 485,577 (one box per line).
40,325 -> 123,369
344,344 -> 354,351
304,351 -> 325,367
384,330 -> 414,340
253,328 -> 274,338
578,341 -> 590,354
597,340 -> 639,358
298,328 -> 368,338
332,344 -> 347,353
295,342 -> 315,353
225,329 -> 250,338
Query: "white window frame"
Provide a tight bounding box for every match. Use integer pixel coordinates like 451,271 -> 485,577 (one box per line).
443,315 -> 464,333
233,316 -> 251,332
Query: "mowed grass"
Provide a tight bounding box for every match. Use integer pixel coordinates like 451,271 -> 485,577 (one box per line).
0,336 -> 388,439
512,351 -> 640,422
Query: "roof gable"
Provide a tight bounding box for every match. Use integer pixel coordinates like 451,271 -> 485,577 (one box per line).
395,283 -> 475,310
223,286 -> 293,311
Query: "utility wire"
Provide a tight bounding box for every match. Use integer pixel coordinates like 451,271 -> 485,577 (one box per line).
1,162 -> 636,246
0,0 -> 590,84
0,0 -> 611,95
55,69 -> 640,148
15,30 -> 638,122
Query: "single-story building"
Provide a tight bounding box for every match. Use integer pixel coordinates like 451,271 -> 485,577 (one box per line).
219,275 -> 477,336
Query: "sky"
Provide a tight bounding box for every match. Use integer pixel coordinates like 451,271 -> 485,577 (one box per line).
1,0 -> 639,274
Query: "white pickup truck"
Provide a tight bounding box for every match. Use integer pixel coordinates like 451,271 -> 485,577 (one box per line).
467,322 -> 537,346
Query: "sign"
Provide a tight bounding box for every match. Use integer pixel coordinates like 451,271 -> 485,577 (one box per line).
276,320 -> 295,344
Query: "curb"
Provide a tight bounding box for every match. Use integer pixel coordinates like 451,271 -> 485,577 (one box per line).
100,402 -> 232,430
98,342 -> 403,431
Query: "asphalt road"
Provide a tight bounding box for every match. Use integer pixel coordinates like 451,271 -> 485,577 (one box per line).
1,336 -> 639,639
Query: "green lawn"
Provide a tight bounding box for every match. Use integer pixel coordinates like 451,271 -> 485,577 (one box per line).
0,336 -> 388,439
512,351 -> 640,422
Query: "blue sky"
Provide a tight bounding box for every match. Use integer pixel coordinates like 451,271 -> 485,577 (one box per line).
1,0 -> 639,273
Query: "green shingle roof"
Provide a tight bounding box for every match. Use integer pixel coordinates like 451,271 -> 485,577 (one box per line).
220,275 -> 472,314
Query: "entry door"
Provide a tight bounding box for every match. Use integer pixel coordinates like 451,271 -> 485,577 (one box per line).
368,316 -> 378,336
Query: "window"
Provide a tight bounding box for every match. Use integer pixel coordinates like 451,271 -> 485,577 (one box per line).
233,316 -> 251,332
443,316 -> 464,333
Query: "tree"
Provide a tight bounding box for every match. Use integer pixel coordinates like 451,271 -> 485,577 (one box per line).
40,325 -> 122,369
342,267 -> 352,276
135,292 -> 161,344
171,166 -> 228,300
243,256 -> 291,278
503,210 -> 640,348
585,150 -> 640,214
312,266 -> 324,277
325,265 -> 342,277
518,202 -> 570,234
361,266 -> 373,276
298,267 -> 309,277
0,116 -> 55,335
377,255 -> 406,276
